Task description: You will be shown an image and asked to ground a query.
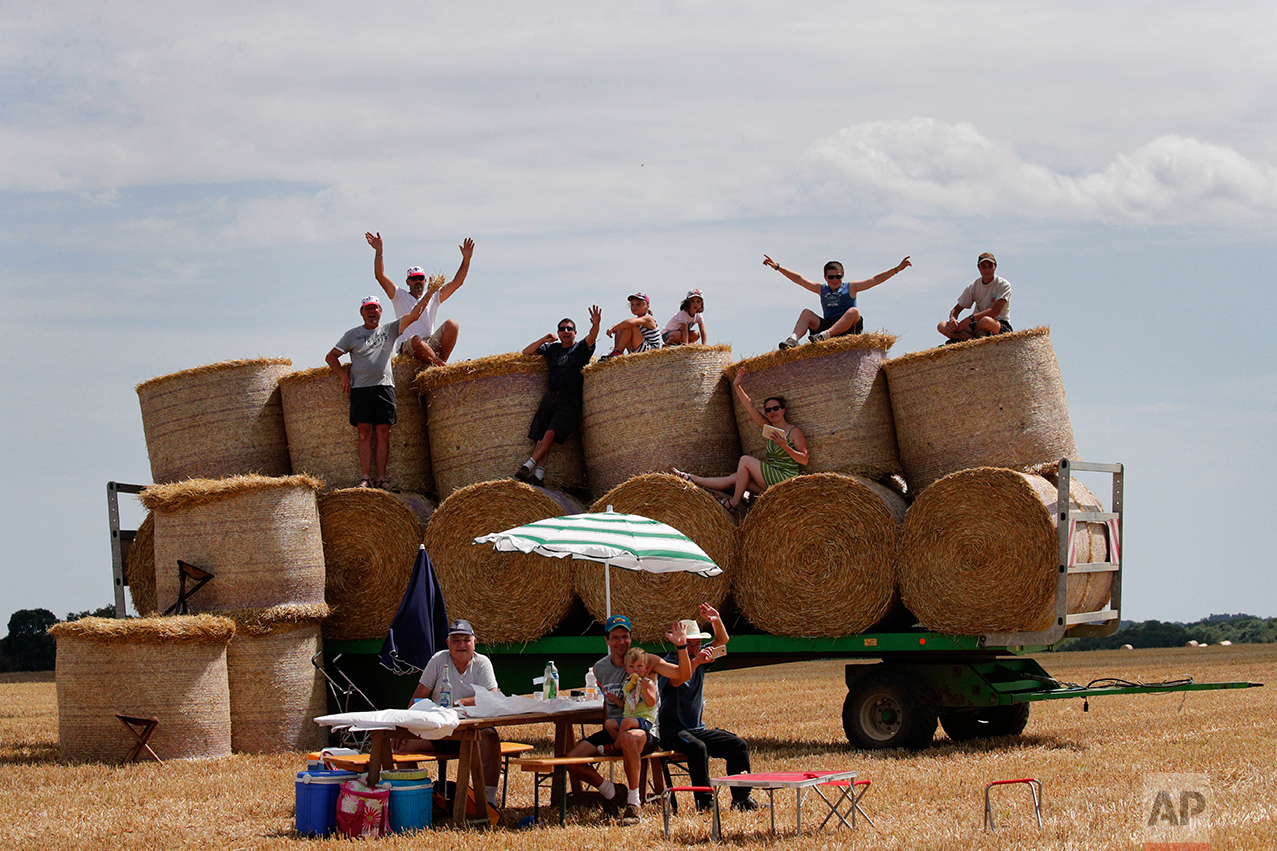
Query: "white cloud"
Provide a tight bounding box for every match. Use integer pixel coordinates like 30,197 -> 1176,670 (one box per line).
797,118 -> 1277,227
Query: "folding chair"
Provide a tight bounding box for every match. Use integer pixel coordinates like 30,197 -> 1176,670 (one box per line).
816,778 -> 874,829
663,785 -> 720,841
310,651 -> 377,749
984,777 -> 1043,831
161,560 -> 214,615
117,714 -> 161,764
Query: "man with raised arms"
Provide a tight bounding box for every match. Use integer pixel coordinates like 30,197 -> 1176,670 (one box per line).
366,231 -> 475,366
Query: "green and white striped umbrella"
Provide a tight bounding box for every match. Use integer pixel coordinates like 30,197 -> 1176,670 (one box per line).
474,507 -> 721,577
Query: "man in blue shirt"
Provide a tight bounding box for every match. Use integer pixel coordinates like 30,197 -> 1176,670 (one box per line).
764,254 -> 911,349
658,603 -> 757,812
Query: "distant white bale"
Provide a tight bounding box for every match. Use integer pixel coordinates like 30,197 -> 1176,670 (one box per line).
1220,640 -> 1233,646
1186,640 -> 1199,647
1120,644 -> 1134,650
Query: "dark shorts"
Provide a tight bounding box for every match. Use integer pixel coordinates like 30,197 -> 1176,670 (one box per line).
425,738 -> 462,755
349,385 -> 397,426
818,314 -> 864,335
585,727 -> 658,754
528,388 -> 582,444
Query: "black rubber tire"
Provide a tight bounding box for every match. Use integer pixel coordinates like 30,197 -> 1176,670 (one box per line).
842,670 -> 938,750
939,703 -> 1031,742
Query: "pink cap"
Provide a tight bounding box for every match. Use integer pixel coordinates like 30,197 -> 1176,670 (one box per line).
628,292 -> 649,304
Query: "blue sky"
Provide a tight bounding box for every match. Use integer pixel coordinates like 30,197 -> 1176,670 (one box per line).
3,1 -> 1274,623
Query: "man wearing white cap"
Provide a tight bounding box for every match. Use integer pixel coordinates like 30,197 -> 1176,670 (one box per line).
657,603 -> 757,812
365,231 -> 474,366
325,292 -> 431,490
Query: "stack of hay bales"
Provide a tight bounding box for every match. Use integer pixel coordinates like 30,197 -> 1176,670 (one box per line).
317,487 -> 424,641
735,473 -> 907,636
416,353 -> 588,496
279,356 -> 432,494
50,615 -> 235,763
581,345 -> 741,498
730,334 -> 900,480
573,474 -> 734,643
882,327 -> 1075,493
424,480 -> 582,644
136,358 -> 292,483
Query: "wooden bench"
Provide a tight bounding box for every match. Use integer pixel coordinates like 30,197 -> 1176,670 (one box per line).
323,741 -> 535,807
511,750 -> 688,825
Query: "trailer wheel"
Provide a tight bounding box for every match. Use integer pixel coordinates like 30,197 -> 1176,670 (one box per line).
842,670 -> 938,750
939,703 -> 1031,742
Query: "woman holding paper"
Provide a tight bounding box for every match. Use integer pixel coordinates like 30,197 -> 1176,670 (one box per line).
674,366 -> 807,512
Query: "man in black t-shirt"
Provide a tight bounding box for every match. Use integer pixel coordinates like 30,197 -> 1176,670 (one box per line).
515,305 -> 601,484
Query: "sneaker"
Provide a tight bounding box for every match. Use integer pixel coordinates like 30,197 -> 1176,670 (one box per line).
619,803 -> 642,825
514,465 -> 532,482
599,350 -> 622,361
602,783 -> 629,815
731,798 -> 759,812
777,335 -> 798,350
807,330 -> 830,344
531,469 -> 545,485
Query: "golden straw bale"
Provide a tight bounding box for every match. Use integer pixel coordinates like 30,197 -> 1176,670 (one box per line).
898,467 -> 1106,635
136,358 -> 292,484
572,474 -> 733,642
882,327 -> 1077,493
728,334 -> 900,479
278,356 -> 432,493
424,480 -> 583,644
1043,475 -> 1113,614
126,512 -> 157,616
317,488 -> 423,641
142,475 -> 325,614
581,345 -> 740,498
735,473 -> 906,636
50,615 -> 234,763
416,353 -> 588,496
221,605 -> 328,754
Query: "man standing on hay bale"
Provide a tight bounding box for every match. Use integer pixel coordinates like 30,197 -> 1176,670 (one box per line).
564,614 -> 692,826
765,253 -> 911,349
515,305 -> 602,484
365,231 -> 474,366
393,618 -> 506,811
658,605 -> 757,813
937,251 -> 1013,343
326,292 -> 432,490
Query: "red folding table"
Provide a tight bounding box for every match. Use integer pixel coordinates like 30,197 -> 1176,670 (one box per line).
710,769 -> 859,835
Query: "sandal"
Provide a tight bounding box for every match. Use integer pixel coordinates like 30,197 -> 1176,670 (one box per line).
714,494 -> 738,513
671,468 -> 693,483
358,477 -> 373,488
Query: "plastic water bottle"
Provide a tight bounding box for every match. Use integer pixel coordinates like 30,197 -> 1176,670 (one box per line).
584,668 -> 598,701
438,665 -> 453,708
542,661 -> 558,700
550,661 -> 560,699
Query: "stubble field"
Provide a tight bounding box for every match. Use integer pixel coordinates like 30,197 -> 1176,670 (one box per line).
3,644 -> 1274,849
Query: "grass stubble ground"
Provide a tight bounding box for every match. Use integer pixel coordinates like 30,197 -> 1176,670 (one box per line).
2,645 -> 1273,850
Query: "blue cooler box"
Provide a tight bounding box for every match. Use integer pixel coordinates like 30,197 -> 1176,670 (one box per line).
295,769 -> 358,836
383,770 -> 433,832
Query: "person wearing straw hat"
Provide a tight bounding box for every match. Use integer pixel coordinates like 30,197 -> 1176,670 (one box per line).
365,231 -> 474,366
937,251 -> 1013,342
325,292 -> 432,490
657,604 -> 758,813
765,254 -> 911,349
515,306 -> 603,485
393,618 -> 506,810
563,614 -> 693,826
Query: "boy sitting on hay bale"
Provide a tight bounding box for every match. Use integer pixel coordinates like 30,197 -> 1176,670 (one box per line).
764,253 -> 911,349
365,231 -> 475,366
325,292 -> 432,490
516,306 -> 602,484
937,251 -> 1013,342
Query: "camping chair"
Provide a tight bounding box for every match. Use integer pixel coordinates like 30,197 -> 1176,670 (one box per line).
310,651 -> 378,749
117,714 -> 161,764
161,560 -> 214,615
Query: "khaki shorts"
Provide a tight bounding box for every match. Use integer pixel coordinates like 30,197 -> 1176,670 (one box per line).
399,327 -> 446,358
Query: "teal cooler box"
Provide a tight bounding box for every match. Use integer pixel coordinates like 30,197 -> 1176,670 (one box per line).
383,769 -> 433,832
295,769 -> 358,836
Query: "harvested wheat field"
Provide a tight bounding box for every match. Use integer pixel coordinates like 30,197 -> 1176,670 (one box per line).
4,645 -> 1274,849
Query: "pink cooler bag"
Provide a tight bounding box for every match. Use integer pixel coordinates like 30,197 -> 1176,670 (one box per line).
336,779 -> 390,838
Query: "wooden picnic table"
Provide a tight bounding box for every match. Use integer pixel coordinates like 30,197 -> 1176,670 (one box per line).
365,704 -> 605,828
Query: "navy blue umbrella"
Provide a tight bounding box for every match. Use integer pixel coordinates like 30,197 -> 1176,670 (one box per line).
379,545 -> 449,674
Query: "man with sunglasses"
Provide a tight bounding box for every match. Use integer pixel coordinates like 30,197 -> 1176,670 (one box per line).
516,306 -> 602,484
764,254 -> 911,349
937,252 -> 1012,342
365,231 -> 474,366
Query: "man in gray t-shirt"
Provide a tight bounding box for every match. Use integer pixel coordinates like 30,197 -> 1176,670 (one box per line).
325,293 -> 430,490
938,252 -> 1014,343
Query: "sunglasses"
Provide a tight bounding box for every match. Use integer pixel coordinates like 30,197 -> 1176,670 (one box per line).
764,405 -> 783,413
826,273 -> 843,279
559,326 -> 575,333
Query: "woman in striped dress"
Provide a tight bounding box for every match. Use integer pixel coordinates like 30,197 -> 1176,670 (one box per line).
674,366 -> 807,511
600,292 -> 662,360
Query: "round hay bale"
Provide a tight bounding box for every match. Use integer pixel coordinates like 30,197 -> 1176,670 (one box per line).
136,358 -> 293,484
735,473 -> 906,637
898,467 -> 1105,635
423,480 -> 583,644
416,353 -> 588,497
222,604 -> 329,754
882,327 -> 1077,493
50,615 -> 234,763
581,345 -> 741,498
572,474 -> 733,642
729,334 -> 900,479
388,491 -> 439,539
278,356 -> 432,493
141,475 -> 325,614
126,512 -> 157,616
317,487 -> 423,641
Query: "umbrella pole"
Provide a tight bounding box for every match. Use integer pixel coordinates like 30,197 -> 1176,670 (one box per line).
604,564 -> 612,618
